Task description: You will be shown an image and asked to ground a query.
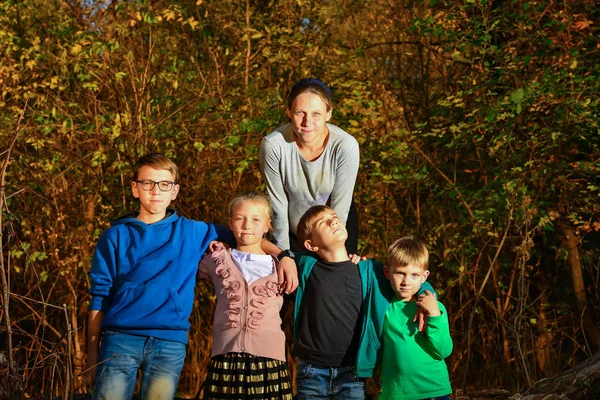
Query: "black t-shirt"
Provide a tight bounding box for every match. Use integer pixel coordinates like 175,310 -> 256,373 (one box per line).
296,259 -> 363,367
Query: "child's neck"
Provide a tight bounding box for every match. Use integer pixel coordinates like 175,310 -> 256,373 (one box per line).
236,243 -> 266,255
137,210 -> 166,224
316,245 -> 349,263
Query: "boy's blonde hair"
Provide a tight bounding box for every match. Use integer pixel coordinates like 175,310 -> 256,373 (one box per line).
387,237 -> 429,270
228,191 -> 273,231
296,205 -> 332,244
132,153 -> 179,183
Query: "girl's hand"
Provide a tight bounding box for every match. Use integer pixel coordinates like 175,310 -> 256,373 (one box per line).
348,254 -> 366,264
276,257 -> 298,294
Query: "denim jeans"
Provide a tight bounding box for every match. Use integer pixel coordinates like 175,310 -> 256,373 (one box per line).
295,360 -> 365,400
93,331 -> 186,400
421,396 -> 450,400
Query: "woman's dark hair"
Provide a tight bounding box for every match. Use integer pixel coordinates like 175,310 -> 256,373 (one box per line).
287,78 -> 333,111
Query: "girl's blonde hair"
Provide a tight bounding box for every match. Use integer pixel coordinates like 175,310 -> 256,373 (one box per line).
228,191 -> 273,231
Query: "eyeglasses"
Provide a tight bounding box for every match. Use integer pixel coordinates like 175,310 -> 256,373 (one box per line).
134,180 -> 176,192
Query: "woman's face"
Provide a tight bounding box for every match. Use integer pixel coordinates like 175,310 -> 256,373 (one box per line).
287,92 -> 332,146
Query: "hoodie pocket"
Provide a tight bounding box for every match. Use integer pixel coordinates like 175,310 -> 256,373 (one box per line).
359,322 -> 381,371
104,283 -> 187,330
104,286 -> 135,320
169,288 -> 184,314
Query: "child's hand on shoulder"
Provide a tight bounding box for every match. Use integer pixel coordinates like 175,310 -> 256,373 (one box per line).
276,257 -> 298,294
208,241 -> 229,252
416,290 -> 441,317
348,254 -> 366,264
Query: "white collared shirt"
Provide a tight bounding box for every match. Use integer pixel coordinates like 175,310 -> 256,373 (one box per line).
230,248 -> 275,285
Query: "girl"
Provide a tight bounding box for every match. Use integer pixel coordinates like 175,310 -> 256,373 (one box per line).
199,191 -> 293,400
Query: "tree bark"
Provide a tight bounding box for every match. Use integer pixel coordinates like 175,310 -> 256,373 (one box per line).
560,225 -> 600,352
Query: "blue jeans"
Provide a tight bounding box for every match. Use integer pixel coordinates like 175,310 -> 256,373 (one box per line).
93,331 -> 186,400
295,360 -> 365,400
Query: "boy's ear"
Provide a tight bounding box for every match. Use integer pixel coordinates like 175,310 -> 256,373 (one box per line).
326,109 -> 332,122
304,239 -> 318,252
421,270 -> 430,282
285,108 -> 291,120
131,181 -> 140,199
383,265 -> 390,279
170,184 -> 180,201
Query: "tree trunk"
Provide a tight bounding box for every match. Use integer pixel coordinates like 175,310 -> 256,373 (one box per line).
560,225 -> 600,352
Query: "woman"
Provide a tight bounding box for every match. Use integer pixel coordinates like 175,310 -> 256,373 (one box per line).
259,78 -> 359,253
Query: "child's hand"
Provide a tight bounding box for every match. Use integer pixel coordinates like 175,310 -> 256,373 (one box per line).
84,352 -> 97,386
348,254 -> 366,264
416,290 -> 441,317
208,241 -> 229,252
276,257 -> 298,294
413,308 -> 428,334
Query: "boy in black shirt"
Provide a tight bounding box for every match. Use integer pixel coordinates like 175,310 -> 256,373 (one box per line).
292,205 -> 434,399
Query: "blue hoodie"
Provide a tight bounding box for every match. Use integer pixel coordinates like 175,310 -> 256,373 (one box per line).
89,210 -> 231,344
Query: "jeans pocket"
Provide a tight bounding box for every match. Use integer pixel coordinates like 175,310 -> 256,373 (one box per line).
296,361 -> 315,385
350,368 -> 365,383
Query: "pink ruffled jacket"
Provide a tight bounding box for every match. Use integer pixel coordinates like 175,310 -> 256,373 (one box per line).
198,246 -> 286,362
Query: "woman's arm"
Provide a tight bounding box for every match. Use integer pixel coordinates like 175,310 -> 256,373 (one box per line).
259,137 -> 291,250
329,129 -> 360,225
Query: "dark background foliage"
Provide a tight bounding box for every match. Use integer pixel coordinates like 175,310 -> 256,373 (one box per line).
1,0 -> 599,398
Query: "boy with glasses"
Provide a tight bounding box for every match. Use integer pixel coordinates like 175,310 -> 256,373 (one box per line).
86,153 -> 296,399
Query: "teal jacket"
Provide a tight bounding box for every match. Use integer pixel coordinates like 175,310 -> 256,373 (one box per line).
293,253 -> 435,378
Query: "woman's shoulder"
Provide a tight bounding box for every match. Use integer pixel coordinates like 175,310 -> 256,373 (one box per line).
263,123 -> 294,143
327,124 -> 359,156
327,124 -> 359,145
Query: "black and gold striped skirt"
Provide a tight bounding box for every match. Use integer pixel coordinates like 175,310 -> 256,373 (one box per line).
203,352 -> 293,399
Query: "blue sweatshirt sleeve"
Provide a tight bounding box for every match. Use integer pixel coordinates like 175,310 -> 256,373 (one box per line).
89,231 -> 117,312
214,224 -> 236,248
196,223 -> 236,255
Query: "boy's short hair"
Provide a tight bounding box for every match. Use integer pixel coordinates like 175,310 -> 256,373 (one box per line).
228,191 -> 273,231
387,237 -> 429,270
296,205 -> 332,244
132,153 -> 179,183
